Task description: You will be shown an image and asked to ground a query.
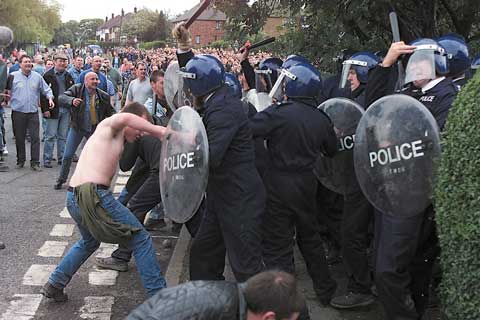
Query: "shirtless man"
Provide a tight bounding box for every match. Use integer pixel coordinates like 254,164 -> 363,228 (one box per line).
41,102 -> 167,302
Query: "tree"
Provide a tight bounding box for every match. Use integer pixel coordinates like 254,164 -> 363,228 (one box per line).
78,18 -> 104,44
0,0 -> 62,44
52,20 -> 80,46
123,9 -> 159,42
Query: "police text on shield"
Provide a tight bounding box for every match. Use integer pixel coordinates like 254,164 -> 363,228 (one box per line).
369,140 -> 424,167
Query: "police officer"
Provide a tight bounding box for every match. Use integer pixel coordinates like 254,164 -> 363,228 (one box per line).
249,61 -> 339,305
329,52 -> 379,309
437,33 -> 471,90
365,38 -> 457,320
173,23 -> 265,282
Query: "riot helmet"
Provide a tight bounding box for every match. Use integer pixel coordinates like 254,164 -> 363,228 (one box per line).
270,62 -> 322,104
179,54 -> 225,97
282,55 -> 310,69
339,52 -> 380,89
255,57 -> 283,93
437,34 -> 470,78
404,38 -> 449,85
224,72 -> 242,99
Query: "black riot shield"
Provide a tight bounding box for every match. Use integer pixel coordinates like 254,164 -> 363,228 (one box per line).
314,98 -> 365,195
354,94 -> 441,217
159,106 -> 209,223
243,89 -> 272,112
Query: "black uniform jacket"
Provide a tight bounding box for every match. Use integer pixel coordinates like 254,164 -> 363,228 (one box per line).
250,99 -> 338,172
58,83 -> 115,131
40,68 -> 75,118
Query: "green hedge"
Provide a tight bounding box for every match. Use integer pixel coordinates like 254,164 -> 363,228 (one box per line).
434,71 -> 480,320
139,40 -> 166,50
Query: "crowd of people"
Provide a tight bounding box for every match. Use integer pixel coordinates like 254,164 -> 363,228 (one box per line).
0,20 -> 478,320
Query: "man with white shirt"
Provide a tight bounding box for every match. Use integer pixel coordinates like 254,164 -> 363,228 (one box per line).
125,62 -> 153,106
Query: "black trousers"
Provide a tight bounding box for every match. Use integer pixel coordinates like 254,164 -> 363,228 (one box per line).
375,206 -> 439,320
11,111 -> 40,165
316,183 -> 343,249
262,170 -> 336,300
112,172 -> 204,262
342,189 -> 374,293
190,167 -> 265,283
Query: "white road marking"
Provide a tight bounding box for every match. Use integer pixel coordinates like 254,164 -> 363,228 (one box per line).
0,294 -> 43,320
38,241 -> 69,257
23,265 -> 56,286
49,224 -> 75,237
79,296 -> 114,320
95,243 -> 119,259
89,268 -> 118,286
112,185 -> 124,194
59,208 -> 70,218
115,176 -> 129,185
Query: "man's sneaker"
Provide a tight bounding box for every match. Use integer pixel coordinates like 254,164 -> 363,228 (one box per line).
16,162 -> 24,169
31,164 -> 42,171
0,241 -> 5,249
95,257 -> 128,272
57,160 -> 62,165
44,161 -> 53,168
2,147 -> 8,155
144,219 -> 167,231
54,182 -> 63,190
330,292 -> 375,309
40,282 -> 68,302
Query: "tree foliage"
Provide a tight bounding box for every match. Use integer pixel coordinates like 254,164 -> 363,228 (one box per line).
434,71 -> 480,320
0,0 -> 61,44
217,0 -> 480,72
123,9 -> 170,43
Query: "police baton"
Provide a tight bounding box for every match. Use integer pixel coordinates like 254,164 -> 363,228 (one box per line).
389,12 -> 405,89
185,0 -> 212,29
239,37 -> 276,53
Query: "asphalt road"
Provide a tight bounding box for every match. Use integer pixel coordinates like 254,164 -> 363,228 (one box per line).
0,109 -> 176,319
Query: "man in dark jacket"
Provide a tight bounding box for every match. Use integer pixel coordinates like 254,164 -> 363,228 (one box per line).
249,61 -> 339,306
54,71 -> 115,190
40,53 -> 75,168
173,23 -> 265,283
364,39 -> 457,320
128,270 -> 305,320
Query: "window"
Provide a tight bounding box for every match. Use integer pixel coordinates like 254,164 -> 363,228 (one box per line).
195,35 -> 201,44
216,21 -> 221,30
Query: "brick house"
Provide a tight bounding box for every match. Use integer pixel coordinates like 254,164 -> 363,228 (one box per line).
171,2 -> 227,48
96,8 -> 136,43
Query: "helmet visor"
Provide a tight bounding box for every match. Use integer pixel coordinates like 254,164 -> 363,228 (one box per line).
405,49 -> 436,84
255,69 -> 273,93
268,69 -> 296,102
339,60 -> 367,89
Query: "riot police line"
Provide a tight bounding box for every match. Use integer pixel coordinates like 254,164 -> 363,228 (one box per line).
146,24 -> 473,320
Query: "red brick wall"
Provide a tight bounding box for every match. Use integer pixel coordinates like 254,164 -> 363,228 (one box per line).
187,20 -> 225,47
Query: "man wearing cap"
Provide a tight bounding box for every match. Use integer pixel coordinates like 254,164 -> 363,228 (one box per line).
40,53 -> 75,168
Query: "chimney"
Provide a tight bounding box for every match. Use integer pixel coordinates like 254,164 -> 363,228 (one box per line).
134,7 -> 137,14
121,9 -> 124,17
105,16 -> 108,22
111,13 -> 114,19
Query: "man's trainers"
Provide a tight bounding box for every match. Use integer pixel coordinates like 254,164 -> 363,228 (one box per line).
96,257 -> 128,272
16,162 -> 24,169
0,241 -> 5,249
54,181 -> 63,190
31,164 -> 42,171
40,282 -> 68,302
44,161 -> 53,168
330,292 -> 375,309
2,147 -> 8,155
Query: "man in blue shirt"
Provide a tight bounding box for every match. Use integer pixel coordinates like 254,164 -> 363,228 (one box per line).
7,54 -> 54,170
76,56 -> 108,91
68,56 -> 84,83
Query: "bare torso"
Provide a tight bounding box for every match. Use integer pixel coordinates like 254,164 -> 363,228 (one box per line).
69,120 -> 125,188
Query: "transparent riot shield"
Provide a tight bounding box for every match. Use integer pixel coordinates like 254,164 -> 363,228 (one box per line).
353,94 -> 441,217
159,106 -> 209,223
243,89 -> 272,112
314,98 -> 365,195
164,62 -> 180,112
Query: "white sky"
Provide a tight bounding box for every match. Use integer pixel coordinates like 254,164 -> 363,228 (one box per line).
59,0 -> 201,22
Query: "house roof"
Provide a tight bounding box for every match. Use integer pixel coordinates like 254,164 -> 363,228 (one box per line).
98,13 -> 134,31
172,3 -> 226,23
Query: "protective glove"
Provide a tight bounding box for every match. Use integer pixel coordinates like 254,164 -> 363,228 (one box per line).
172,22 -> 192,51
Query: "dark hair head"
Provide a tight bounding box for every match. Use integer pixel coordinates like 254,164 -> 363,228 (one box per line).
19,54 -> 32,63
244,271 -> 305,319
150,70 -> 165,83
121,102 -> 153,123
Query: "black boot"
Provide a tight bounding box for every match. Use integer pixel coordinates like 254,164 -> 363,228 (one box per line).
40,282 -> 68,302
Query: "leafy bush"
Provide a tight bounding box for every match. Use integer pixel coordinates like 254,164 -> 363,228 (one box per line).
139,41 -> 166,50
434,71 -> 480,320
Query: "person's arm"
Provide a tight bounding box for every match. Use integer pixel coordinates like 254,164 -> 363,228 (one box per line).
237,46 -> 255,90
59,85 -> 78,107
249,104 -> 285,138
119,141 -> 140,171
125,81 -> 133,106
39,75 -> 54,108
172,23 -> 194,68
108,113 -> 167,139
205,109 -> 239,169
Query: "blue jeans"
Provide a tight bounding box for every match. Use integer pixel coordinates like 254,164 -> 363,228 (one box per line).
43,107 -> 70,163
48,189 -> 167,296
57,128 -> 91,183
